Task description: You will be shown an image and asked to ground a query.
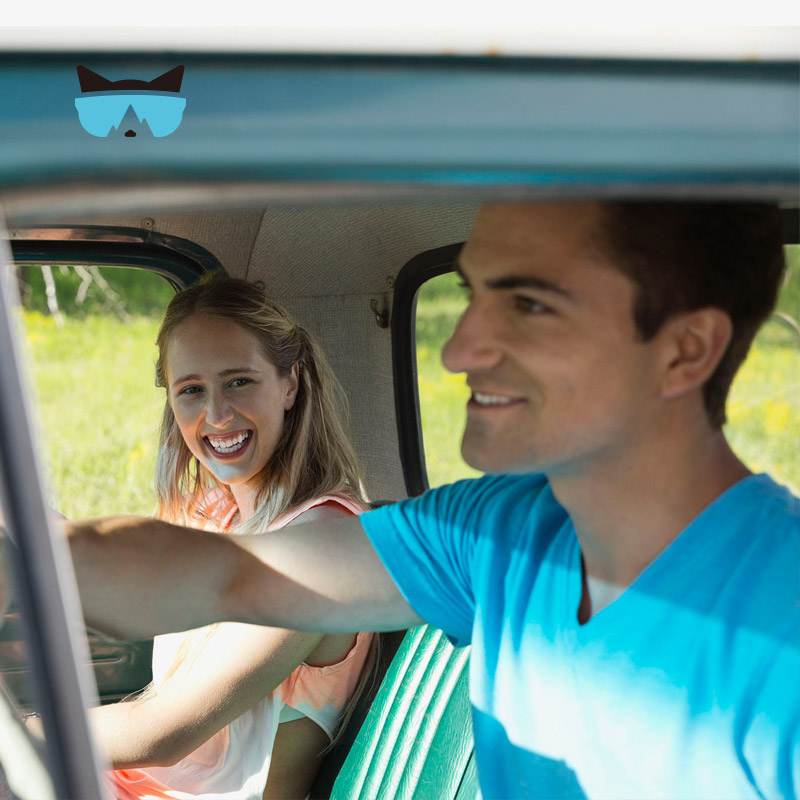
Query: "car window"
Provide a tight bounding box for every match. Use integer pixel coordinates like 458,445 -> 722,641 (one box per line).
0,659 -> 55,800
17,264 -> 174,518
415,271 -> 481,489
414,246 -> 800,493
0,501 -> 56,800
726,244 -> 800,494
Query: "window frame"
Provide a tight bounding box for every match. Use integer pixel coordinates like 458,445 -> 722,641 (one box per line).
0,230 -> 221,798
391,242 -> 464,497
7,225 -> 224,287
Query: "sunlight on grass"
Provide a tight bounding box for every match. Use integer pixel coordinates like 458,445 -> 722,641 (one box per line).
24,313 -> 164,518
416,273 -> 480,488
725,322 -> 800,494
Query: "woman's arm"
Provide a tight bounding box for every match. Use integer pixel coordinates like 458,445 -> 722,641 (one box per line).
90,622 -> 325,768
89,503 -> 363,771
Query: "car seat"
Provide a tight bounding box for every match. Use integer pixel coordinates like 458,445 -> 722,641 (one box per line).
313,624 -> 477,800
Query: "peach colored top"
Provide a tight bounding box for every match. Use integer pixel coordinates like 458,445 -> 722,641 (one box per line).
104,493 -> 372,800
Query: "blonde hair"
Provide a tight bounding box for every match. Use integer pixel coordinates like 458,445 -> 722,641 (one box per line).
147,274 -> 379,748
154,274 -> 364,531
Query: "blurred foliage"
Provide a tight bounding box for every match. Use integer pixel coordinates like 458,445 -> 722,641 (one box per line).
24,312 -> 165,518
778,245 -> 800,321
18,263 -> 173,518
18,264 -> 174,318
416,272 -> 478,487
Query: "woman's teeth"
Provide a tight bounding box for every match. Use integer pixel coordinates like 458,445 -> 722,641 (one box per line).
206,431 -> 251,454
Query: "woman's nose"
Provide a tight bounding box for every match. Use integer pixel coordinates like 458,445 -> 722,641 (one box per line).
205,392 -> 234,427
441,300 -> 502,375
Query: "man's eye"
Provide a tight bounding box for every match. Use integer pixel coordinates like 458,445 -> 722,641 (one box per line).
514,296 -> 549,315
230,378 -> 251,387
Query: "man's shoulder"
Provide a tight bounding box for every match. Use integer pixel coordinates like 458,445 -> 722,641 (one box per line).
749,473 -> 800,516
401,473 -> 570,552
704,474 -> 800,636
419,472 -> 558,517
725,474 -> 799,541
437,471 -> 550,498
368,472 -> 562,531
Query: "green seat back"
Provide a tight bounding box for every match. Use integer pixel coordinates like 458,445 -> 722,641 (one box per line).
331,625 -> 477,800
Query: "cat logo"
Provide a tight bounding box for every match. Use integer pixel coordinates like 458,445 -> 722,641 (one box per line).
75,66 -> 186,138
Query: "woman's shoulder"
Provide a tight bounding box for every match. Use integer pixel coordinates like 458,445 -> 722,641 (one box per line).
270,494 -> 365,530
279,630 -> 375,738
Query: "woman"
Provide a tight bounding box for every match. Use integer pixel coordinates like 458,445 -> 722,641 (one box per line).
93,275 -> 378,800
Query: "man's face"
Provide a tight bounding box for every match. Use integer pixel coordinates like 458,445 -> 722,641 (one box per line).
441,202 -> 663,476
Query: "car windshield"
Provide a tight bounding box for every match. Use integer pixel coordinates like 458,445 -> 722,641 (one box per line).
0,39 -> 797,800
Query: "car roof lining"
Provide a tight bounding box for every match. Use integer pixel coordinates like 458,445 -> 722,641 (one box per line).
12,203 -> 479,295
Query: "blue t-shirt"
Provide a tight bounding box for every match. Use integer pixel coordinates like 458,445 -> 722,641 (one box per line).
361,473 -> 800,799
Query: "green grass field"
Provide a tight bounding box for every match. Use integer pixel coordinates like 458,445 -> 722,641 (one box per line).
23,312 -> 164,517
19,250 -> 800,516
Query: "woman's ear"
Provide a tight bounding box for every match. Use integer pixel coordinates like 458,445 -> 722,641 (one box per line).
284,363 -> 300,410
658,308 -> 733,400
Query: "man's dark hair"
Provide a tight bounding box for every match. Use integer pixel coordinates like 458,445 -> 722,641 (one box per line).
598,202 -> 786,428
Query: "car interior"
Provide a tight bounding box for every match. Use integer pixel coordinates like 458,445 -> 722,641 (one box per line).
0,42 -> 797,800
0,202 -> 486,800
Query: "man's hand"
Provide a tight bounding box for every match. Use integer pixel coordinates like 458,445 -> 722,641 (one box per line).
23,713 -> 44,742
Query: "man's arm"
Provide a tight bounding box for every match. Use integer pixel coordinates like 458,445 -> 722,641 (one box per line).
67,514 -> 423,641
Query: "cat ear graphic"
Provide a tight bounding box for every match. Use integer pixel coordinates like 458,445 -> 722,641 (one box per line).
77,65 -> 116,93
76,65 -> 185,93
147,66 -> 184,93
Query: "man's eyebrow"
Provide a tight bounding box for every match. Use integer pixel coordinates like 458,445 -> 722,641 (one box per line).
171,367 -> 260,386
486,275 -> 573,299
454,263 -> 573,299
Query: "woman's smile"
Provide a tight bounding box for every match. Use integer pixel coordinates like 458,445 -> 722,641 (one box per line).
204,429 -> 253,459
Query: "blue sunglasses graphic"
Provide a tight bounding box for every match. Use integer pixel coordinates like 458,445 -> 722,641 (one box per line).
75,93 -> 186,137
75,66 -> 186,138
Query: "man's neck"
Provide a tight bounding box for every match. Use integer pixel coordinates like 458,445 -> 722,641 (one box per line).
549,424 -> 749,609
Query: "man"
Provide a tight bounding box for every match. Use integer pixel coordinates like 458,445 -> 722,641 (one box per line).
66,202 -> 798,797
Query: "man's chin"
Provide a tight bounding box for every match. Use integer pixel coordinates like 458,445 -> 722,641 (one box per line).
461,441 -> 535,476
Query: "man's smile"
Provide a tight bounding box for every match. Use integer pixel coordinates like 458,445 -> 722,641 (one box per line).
468,390 -> 525,410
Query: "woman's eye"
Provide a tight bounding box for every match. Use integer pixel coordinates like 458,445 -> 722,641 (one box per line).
178,385 -> 202,396
230,378 -> 251,388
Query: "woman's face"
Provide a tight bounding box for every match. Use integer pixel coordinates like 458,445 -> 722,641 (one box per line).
165,314 -> 298,492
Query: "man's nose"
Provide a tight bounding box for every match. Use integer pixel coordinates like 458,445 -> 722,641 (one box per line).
205,392 -> 234,427
441,301 -> 502,374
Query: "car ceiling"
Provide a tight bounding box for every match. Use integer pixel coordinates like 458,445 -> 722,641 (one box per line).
48,203 -> 477,295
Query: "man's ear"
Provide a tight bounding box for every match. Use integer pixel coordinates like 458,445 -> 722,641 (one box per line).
657,308 -> 733,400
285,363 -> 300,410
